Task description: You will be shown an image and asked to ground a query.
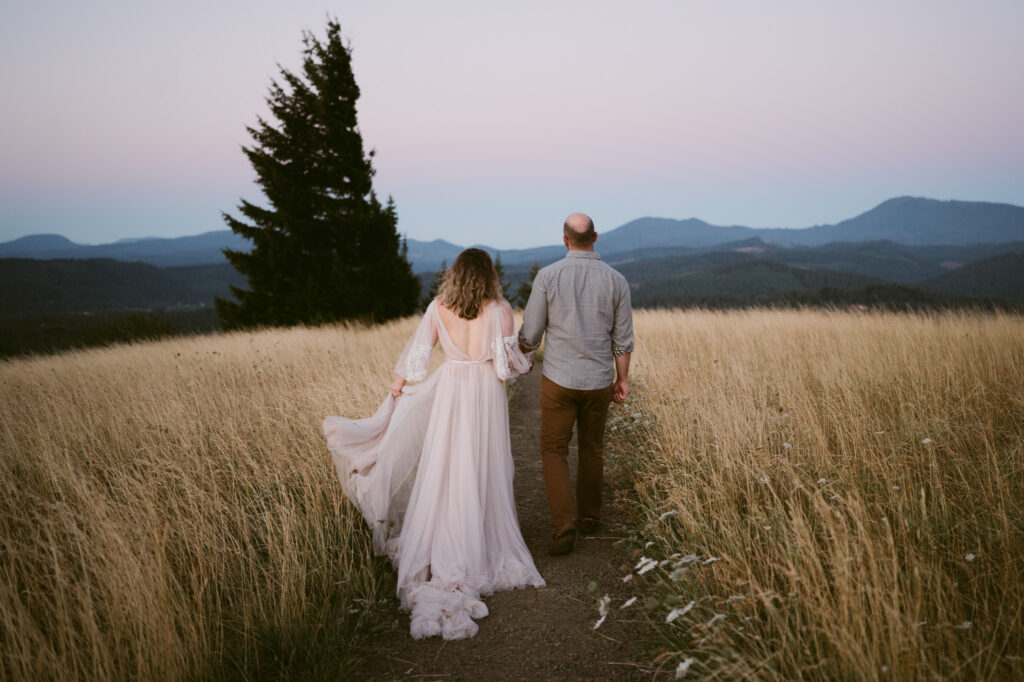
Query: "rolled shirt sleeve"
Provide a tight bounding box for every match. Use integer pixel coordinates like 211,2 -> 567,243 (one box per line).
517,271 -> 548,351
611,278 -> 634,357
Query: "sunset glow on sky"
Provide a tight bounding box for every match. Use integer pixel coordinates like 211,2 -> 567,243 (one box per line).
1,0 -> 1022,249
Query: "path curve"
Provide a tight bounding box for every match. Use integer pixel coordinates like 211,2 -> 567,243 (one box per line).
352,362 -> 650,680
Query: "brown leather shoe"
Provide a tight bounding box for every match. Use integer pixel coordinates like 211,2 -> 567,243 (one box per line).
577,518 -> 600,535
547,529 -> 576,556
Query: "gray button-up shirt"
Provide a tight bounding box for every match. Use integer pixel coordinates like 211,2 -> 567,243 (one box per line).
518,250 -> 634,391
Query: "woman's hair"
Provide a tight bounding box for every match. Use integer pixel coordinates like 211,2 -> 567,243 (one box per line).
437,248 -> 503,319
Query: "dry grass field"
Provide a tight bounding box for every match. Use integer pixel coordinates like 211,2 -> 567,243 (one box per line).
2,308 -> 1022,681
0,319 -> 425,680
608,309 -> 1024,680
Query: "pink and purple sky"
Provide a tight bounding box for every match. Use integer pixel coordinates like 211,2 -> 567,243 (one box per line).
1,0 -> 1022,250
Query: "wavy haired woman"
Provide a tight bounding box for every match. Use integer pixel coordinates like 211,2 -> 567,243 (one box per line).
323,248 -> 545,640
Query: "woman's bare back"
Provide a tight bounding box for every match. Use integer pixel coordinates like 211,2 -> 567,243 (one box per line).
436,300 -> 493,360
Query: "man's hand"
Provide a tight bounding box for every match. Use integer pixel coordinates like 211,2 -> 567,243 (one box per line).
612,352 -> 631,403
390,375 -> 407,399
612,378 -> 629,403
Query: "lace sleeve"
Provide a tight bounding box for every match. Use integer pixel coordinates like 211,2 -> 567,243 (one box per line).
493,335 -> 532,381
491,299 -> 532,381
402,343 -> 433,382
394,301 -> 439,382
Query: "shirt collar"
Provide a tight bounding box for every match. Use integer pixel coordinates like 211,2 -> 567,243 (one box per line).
565,250 -> 601,260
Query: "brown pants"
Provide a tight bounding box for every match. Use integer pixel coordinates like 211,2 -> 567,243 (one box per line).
540,375 -> 614,536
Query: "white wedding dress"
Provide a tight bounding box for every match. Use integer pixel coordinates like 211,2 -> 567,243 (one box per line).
323,298 -> 545,640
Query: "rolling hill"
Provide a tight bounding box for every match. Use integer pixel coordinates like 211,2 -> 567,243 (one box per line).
918,252 -> 1024,303
777,197 -> 1024,245
0,259 -> 243,317
0,231 -> 253,267
4,196 -> 1023,272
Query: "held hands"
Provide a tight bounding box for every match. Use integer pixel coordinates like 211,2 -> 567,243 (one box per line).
612,378 -> 629,403
390,376 -> 407,399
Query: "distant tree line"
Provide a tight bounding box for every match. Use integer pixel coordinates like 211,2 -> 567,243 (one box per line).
421,257 -> 541,310
630,284 -> 1020,313
0,308 -> 220,359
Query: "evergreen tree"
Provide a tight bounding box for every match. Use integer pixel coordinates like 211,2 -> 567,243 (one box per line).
216,19 -> 419,329
423,260 -> 447,308
513,261 -> 541,308
494,253 -> 511,300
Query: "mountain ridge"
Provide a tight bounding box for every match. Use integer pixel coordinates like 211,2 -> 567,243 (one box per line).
2,196 -> 1022,271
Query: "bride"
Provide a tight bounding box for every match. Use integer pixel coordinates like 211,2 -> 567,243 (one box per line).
323,248 -> 545,640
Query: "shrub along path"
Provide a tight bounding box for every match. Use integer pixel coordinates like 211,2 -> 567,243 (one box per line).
351,362 -> 652,680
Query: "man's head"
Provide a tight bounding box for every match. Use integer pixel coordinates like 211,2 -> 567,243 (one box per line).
563,213 -> 596,250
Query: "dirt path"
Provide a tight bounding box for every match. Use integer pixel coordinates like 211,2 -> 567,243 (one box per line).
352,363 -> 652,681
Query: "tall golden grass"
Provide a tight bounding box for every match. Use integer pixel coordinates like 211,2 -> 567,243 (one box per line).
0,320 -> 424,681
608,309 -> 1024,679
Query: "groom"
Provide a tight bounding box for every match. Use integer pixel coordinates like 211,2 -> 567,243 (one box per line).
518,213 -> 633,556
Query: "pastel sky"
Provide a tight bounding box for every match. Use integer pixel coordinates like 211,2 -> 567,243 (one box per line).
1,1 -> 1022,250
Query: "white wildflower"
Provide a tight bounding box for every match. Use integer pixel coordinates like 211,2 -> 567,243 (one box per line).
669,567 -> 689,581
659,509 -> 680,521
620,596 -> 638,609
955,621 -> 972,630
644,541 -> 654,549
635,557 -> 658,574
702,557 -> 721,565
921,438 -> 933,444
830,494 -> 841,500
964,553 -> 976,562
892,485 -> 900,490
875,430 -> 885,434
763,525 -> 771,530
666,600 -> 695,623
675,554 -> 699,566
675,658 -> 695,679
728,595 -> 746,601
593,594 -> 611,629
621,574 -> 634,583
817,477 -> 829,484
917,621 -> 926,627
707,613 -> 726,627
783,442 -> 792,449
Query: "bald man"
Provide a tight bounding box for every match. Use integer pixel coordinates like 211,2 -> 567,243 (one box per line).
518,213 -> 634,556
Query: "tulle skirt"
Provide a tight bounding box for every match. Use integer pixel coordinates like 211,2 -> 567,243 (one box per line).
323,360 -> 545,639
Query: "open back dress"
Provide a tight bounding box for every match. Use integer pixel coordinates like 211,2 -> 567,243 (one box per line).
323,297 -> 545,640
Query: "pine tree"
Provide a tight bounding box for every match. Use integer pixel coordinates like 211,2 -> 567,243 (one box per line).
423,260 -> 447,308
216,19 -> 420,329
494,253 -> 512,300
513,261 -> 541,308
